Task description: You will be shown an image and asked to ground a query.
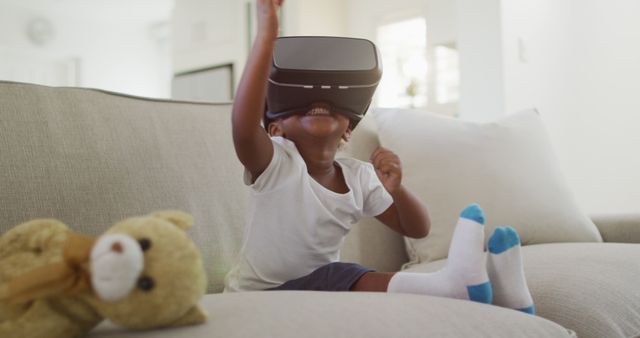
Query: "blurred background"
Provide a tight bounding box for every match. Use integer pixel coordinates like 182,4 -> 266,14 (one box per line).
1,0 -> 639,215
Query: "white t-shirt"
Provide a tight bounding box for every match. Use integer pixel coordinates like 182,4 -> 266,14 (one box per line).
224,137 -> 393,292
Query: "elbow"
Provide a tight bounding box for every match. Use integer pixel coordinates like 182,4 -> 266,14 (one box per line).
407,225 -> 429,239
408,218 -> 430,239
411,229 -> 429,239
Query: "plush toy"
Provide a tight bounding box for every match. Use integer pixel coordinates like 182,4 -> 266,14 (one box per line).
0,210 -> 208,338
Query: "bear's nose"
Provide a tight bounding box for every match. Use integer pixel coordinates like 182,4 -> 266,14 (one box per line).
111,242 -> 123,253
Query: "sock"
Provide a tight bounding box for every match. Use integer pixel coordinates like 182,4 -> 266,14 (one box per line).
487,226 -> 535,314
387,204 -> 492,304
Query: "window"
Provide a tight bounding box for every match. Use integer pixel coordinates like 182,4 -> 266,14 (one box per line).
434,43 -> 460,105
375,17 -> 428,109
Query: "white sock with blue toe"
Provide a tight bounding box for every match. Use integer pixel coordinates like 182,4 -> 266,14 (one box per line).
387,204 -> 492,304
487,227 -> 536,314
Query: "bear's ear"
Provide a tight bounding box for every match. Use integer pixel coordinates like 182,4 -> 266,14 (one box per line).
168,304 -> 208,327
150,210 -> 193,231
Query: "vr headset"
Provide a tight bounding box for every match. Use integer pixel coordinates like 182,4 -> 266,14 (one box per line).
265,36 -> 382,130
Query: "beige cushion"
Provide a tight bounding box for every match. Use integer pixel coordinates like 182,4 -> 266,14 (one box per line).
92,291 -> 575,338
404,242 -> 640,338
0,81 -> 245,293
373,108 -> 602,265
591,213 -> 640,243
339,113 -> 408,272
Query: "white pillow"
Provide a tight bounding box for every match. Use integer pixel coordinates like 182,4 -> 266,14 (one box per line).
373,108 -> 602,266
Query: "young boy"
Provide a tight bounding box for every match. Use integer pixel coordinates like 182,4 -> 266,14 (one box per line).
224,0 -> 535,314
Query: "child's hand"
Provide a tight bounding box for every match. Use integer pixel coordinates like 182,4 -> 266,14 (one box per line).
256,0 -> 283,40
370,146 -> 402,195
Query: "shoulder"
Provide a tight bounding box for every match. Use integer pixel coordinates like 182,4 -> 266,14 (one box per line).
244,136 -> 304,190
270,136 -> 305,165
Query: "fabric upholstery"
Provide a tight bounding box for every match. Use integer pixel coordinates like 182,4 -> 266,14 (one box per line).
92,291 -> 576,338
372,108 -> 603,265
591,213 -> 640,243
339,113 -> 408,272
0,81 -> 245,293
405,242 -> 640,338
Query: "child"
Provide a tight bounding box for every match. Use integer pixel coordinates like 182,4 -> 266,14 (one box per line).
224,0 -> 535,315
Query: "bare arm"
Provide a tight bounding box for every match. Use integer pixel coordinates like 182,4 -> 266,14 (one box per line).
231,0 -> 283,181
375,186 -> 430,238
371,147 -> 430,238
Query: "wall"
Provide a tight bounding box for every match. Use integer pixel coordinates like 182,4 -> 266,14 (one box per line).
501,0 -> 640,214
172,0 -> 246,88
455,0 -> 504,122
172,0 -> 347,94
346,0 -> 427,39
283,0 -> 347,37
0,3 -> 172,98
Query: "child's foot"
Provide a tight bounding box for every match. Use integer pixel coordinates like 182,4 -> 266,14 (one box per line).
487,227 -> 535,314
388,204 -> 492,304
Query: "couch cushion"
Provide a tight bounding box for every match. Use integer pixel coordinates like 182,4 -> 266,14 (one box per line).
404,242 -> 640,338
339,113 -> 408,272
92,291 -> 575,338
373,108 -> 602,265
0,81 -> 245,293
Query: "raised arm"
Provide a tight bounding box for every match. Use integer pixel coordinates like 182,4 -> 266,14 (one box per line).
371,147 -> 431,238
231,0 -> 283,181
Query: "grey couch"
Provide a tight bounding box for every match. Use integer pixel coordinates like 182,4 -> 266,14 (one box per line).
1,80 -> 639,338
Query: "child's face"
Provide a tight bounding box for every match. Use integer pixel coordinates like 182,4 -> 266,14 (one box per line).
268,103 -> 351,143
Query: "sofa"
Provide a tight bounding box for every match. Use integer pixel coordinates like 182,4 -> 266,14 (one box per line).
1,80 -> 639,338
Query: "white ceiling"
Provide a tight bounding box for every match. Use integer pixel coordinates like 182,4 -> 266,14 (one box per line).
1,0 -> 174,22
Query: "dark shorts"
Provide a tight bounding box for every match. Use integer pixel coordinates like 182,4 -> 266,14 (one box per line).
268,262 -> 374,291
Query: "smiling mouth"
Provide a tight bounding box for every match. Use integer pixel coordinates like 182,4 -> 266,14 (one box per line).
306,104 -> 332,117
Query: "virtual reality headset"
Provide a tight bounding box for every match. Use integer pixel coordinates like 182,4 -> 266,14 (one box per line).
265,36 -> 382,130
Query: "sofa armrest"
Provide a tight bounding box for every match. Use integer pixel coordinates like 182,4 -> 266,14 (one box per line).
591,214 -> 640,243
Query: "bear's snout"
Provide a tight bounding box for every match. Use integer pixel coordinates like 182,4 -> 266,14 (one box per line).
90,233 -> 144,302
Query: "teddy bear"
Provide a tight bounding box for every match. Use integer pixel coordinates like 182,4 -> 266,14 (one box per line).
0,210 -> 208,338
